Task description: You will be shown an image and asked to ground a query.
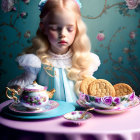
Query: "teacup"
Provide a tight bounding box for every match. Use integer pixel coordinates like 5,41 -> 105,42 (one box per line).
78,92 -> 135,109
6,81 -> 55,110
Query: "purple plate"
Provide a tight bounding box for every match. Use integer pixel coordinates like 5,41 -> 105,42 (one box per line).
9,100 -> 59,114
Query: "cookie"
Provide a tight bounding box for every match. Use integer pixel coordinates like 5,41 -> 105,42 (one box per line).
113,83 -> 133,96
88,79 -> 116,97
80,77 -> 95,94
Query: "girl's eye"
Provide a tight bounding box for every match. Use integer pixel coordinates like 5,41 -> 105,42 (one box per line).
49,26 -> 58,30
67,27 -> 74,32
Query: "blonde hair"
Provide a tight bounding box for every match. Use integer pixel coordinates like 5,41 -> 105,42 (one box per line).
23,0 -> 93,93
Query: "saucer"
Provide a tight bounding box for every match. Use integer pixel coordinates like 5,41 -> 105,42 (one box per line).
9,100 -> 59,114
2,100 -> 75,119
77,96 -> 140,115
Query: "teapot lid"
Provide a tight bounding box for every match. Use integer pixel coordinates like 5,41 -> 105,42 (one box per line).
24,81 -> 47,92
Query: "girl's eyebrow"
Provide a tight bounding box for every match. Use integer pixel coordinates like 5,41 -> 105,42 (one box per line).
67,24 -> 74,26
48,23 -> 74,26
48,23 -> 57,25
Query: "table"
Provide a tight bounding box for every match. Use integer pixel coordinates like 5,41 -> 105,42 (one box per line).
0,100 -> 140,140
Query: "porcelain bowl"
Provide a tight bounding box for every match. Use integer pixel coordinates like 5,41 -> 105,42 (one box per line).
77,91 -> 135,109
63,111 -> 93,125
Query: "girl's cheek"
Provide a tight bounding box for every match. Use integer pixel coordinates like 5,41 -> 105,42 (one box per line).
48,31 -> 58,39
70,32 -> 76,40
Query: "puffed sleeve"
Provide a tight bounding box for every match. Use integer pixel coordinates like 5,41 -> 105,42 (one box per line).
7,54 -> 41,88
88,53 -> 101,76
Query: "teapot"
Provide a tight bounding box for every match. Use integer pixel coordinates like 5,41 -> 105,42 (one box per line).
6,81 -> 55,110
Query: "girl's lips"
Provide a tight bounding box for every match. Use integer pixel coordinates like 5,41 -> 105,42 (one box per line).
58,40 -> 67,44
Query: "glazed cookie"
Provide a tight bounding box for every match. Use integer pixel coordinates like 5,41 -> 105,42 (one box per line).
80,77 -> 95,94
88,79 -> 116,97
113,83 -> 133,96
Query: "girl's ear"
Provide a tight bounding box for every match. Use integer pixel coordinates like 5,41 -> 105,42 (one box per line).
39,22 -> 44,31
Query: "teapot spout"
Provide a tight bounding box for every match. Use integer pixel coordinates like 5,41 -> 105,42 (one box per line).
47,88 -> 56,99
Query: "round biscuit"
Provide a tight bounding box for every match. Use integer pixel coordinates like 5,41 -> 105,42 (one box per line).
80,77 -> 95,94
88,79 -> 116,97
113,83 -> 133,97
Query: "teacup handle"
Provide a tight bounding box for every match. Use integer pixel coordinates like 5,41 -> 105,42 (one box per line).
6,87 -> 21,102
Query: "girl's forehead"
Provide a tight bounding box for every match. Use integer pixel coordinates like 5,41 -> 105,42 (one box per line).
46,9 -> 76,25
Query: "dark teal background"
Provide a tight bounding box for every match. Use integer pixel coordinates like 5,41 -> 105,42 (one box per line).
0,0 -> 140,103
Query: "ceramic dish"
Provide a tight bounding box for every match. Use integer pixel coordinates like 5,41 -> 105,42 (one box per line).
78,92 -> 135,109
77,96 -> 140,114
9,100 -> 59,114
64,111 -> 93,124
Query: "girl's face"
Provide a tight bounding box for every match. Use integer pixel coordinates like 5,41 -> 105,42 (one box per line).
43,8 -> 77,54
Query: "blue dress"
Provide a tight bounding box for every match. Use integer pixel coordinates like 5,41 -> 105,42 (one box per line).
37,64 -> 78,106
8,49 -> 101,107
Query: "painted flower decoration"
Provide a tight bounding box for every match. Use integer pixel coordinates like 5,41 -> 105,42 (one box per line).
12,7 -> 17,11
22,0 -> 30,4
71,111 -> 76,115
85,94 -> 90,102
35,96 -> 40,100
96,33 -> 105,41
1,0 -> 14,13
129,31 -> 136,39
125,0 -> 139,9
24,31 -> 31,38
23,95 -> 28,100
95,97 -> 101,103
79,92 -> 86,100
102,96 -> 113,105
113,97 -> 121,105
118,56 -> 123,63
20,12 -> 28,18
123,48 -> 130,53
129,92 -> 135,101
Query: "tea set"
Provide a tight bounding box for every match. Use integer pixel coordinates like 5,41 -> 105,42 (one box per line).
5,81 -> 140,121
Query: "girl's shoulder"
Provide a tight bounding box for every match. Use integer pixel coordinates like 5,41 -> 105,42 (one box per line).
16,54 -> 41,68
90,52 -> 101,66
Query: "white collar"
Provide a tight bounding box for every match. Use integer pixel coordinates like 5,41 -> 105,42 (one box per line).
47,49 -> 73,60
47,49 -> 73,68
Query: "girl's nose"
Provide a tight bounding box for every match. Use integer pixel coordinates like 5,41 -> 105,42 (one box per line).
59,34 -> 65,38
59,28 -> 66,38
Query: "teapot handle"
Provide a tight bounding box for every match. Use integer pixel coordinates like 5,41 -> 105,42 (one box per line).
6,86 -> 21,102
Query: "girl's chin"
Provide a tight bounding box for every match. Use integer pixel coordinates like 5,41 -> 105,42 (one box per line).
57,45 -> 70,49
57,43 -> 68,47
58,46 -> 69,49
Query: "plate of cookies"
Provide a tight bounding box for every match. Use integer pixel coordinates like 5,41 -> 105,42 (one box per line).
77,78 -> 139,113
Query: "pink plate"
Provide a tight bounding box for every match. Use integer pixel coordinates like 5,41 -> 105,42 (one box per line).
77,96 -> 140,115
9,100 -> 59,114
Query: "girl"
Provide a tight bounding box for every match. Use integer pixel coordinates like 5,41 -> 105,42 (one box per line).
8,0 -> 101,106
